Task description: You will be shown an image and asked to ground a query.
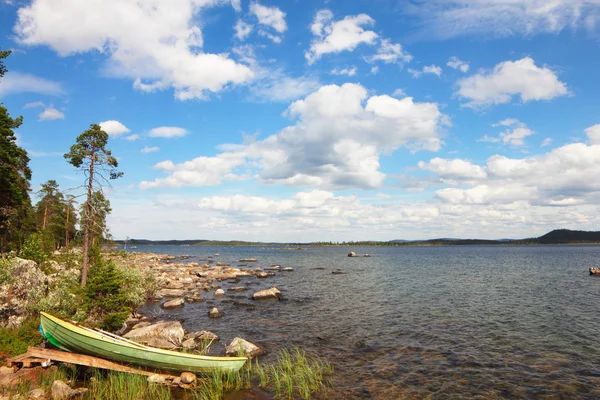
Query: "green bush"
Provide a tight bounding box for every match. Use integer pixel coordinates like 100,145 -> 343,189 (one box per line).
0,257 -> 14,286
0,318 -> 42,357
19,232 -> 51,264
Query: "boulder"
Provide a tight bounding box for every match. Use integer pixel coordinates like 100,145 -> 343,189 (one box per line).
252,287 -> 281,300
28,388 -> 46,399
146,337 -> 178,350
186,330 -> 219,341
51,380 -> 88,400
282,267 -> 294,272
0,257 -> 47,314
166,281 -> 184,289
214,289 -> 225,297
229,286 -> 247,292
156,289 -> 186,298
590,267 -> 600,275
180,372 -> 196,384
208,307 -> 222,318
185,293 -> 205,303
130,321 -> 152,330
123,321 -> 184,346
182,338 -> 198,351
347,252 -> 356,257
239,258 -> 257,262
161,298 -> 184,309
226,337 -> 264,358
147,374 -> 168,384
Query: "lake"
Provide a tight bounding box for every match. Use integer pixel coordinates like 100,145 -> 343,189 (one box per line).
134,244 -> 600,399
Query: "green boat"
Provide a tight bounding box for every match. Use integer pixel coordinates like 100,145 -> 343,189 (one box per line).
39,312 -> 247,373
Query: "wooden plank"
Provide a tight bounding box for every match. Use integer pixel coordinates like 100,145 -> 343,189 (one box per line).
25,347 -> 178,380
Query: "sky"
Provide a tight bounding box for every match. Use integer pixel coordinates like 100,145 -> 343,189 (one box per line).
1,0 -> 600,242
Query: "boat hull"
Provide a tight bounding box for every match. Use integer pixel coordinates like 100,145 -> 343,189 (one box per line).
40,312 -> 247,373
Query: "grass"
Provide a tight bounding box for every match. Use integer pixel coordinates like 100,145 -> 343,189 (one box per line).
0,346 -> 332,400
0,318 -> 43,358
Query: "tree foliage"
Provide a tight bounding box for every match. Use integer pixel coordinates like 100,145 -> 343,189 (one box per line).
0,48 -> 32,252
64,124 -> 122,287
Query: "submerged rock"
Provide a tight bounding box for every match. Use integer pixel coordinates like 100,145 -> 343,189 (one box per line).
214,288 -> 225,297
226,337 -> 264,358
209,307 -> 222,318
347,252 -> 356,257
590,267 -> 600,275
282,267 -> 294,272
252,287 -> 281,300
161,298 -> 184,309
239,258 -> 257,262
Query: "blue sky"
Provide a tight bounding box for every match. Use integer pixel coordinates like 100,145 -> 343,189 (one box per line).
1,0 -> 600,242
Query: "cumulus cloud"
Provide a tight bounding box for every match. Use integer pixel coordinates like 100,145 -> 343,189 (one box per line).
14,0 -> 253,100
541,138 -> 553,147
148,126 -> 189,138
305,10 -> 378,64
141,83 -> 448,190
331,66 -> 357,76
38,106 -> 64,120
456,57 -> 569,108
365,38 -> 412,65
250,2 -> 286,32
99,120 -> 130,137
478,119 -> 535,146
0,71 -> 63,97
447,56 -> 469,72
406,0 -> 600,40
234,19 -> 253,40
585,124 -> 600,144
124,134 -> 141,141
408,64 -> 442,78
392,88 -> 406,97
141,146 -> 160,153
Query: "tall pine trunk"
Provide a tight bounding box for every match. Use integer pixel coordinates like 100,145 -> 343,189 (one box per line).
81,151 -> 95,288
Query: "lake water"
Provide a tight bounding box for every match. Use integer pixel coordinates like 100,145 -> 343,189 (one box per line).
133,244 -> 600,399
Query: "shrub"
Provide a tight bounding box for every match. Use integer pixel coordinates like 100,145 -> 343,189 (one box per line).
19,232 -> 52,265
0,318 -> 42,357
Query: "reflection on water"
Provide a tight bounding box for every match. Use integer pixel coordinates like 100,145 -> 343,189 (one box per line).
137,245 -> 600,399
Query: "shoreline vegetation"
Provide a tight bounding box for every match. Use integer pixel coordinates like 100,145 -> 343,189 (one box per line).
116,228 -> 600,247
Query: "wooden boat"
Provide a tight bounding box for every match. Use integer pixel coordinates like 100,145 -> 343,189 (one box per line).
39,312 -> 247,373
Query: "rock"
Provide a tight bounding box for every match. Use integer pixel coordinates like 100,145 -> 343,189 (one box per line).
172,377 -> 181,386
590,267 -> 600,275
182,338 -> 198,350
180,372 -> 196,384
0,257 -> 47,315
348,252 -> 356,257
147,374 -> 168,384
214,289 -> 225,297
0,366 -> 15,375
161,298 -> 184,309
51,380 -> 88,400
146,337 -> 178,350
166,281 -> 184,289
156,289 -> 186,298
264,265 -> 281,271
239,258 -> 257,262
252,287 -> 281,300
185,293 -> 205,303
131,321 -> 152,330
123,321 -> 184,346
28,388 -> 46,399
256,272 -> 275,278
182,277 -> 194,285
226,337 -> 264,358
332,270 -> 345,274
282,267 -> 294,272
186,330 -> 219,341
208,307 -> 222,318
229,286 -> 247,292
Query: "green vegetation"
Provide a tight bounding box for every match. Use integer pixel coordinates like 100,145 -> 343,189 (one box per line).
0,318 -> 42,357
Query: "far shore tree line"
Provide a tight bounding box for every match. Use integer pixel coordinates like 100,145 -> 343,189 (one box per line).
0,48 -> 122,288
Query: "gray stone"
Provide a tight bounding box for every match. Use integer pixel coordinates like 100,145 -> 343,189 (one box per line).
180,372 -> 196,384
161,298 -> 184,309
123,321 -> 184,346
282,267 -> 294,271
146,337 -> 178,350
214,288 -> 225,297
51,380 -> 87,400
208,307 -> 222,318
225,337 -> 264,358
28,388 -> 45,399
252,287 -> 281,300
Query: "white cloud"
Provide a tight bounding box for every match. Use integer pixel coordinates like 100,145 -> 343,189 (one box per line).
38,106 -> 64,120
14,0 -> 253,100
541,138 -> 553,146
250,2 -> 287,33
371,66 -> 379,74
234,19 -> 253,40
447,56 -> 469,72
305,10 -> 378,64
124,134 -> 141,141
24,101 -> 45,108
479,119 -> 535,146
366,38 -> 412,65
419,158 -> 488,180
585,124 -> 600,145
0,71 -> 63,96
148,126 -> 189,138
408,64 -> 442,78
99,120 -> 130,137
406,0 -> 600,40
331,66 -> 357,76
141,146 -> 160,153
456,57 -> 569,108
392,88 -> 406,97
141,83 -> 448,190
